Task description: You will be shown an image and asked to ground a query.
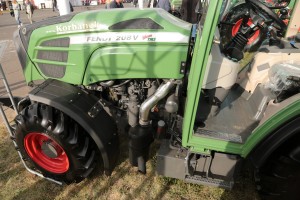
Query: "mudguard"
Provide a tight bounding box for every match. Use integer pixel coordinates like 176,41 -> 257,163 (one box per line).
28,79 -> 119,175
250,117 -> 300,168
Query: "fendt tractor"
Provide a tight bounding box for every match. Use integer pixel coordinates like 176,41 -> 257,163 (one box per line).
4,0 -> 300,198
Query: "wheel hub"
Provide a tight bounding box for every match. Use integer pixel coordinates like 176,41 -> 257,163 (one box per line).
24,132 -> 69,174
41,140 -> 62,158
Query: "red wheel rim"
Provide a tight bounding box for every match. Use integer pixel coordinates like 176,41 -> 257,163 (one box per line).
232,18 -> 260,45
24,132 -> 69,174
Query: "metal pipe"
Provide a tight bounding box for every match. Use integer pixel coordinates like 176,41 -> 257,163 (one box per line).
100,80 -> 115,87
137,156 -> 146,174
18,151 -> 63,185
139,80 -> 175,126
0,64 -> 18,114
128,95 -> 139,127
112,80 -> 130,88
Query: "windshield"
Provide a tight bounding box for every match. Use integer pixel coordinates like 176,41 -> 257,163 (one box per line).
198,0 -> 234,27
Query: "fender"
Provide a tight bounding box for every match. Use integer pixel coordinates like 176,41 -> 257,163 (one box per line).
28,79 -> 119,175
250,117 -> 300,168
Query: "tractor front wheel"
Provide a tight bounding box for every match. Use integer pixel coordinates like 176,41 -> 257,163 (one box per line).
15,103 -> 97,183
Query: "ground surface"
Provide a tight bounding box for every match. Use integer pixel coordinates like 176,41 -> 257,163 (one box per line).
0,4 -> 260,200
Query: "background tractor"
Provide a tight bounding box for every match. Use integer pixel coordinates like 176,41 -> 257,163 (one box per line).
3,0 -> 300,199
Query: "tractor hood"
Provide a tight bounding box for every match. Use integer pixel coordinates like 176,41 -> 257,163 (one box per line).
16,8 -> 192,85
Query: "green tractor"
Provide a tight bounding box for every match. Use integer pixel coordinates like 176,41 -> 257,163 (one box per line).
9,0 -> 300,198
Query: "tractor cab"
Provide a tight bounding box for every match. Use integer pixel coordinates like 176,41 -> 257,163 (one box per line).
183,0 -> 300,146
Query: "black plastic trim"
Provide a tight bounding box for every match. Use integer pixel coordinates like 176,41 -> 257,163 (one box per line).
13,30 -> 28,70
250,117 -> 300,168
109,18 -> 163,30
28,79 -> 119,175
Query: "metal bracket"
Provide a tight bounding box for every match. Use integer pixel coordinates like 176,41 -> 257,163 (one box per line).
88,100 -> 104,118
184,151 -> 196,176
180,62 -> 186,74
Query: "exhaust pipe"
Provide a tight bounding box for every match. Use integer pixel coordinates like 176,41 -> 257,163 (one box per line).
128,80 -> 174,173
139,80 -> 175,126
128,125 -> 153,174
100,80 -> 115,87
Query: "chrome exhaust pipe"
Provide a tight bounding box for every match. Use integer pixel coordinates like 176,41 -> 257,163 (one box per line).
139,80 -> 175,126
100,80 -> 115,87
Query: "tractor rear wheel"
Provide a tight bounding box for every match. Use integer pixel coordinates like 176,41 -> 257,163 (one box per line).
15,103 -> 97,183
255,135 -> 300,200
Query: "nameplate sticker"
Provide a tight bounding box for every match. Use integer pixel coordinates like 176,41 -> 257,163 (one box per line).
69,32 -> 189,44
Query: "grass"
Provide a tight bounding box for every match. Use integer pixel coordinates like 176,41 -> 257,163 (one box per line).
0,121 -> 260,200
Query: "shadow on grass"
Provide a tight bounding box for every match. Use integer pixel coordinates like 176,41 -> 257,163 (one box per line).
220,162 -> 261,200
122,141 -> 173,200
92,165 -> 132,197
124,169 -> 156,200
0,164 -> 24,184
11,180 -> 65,200
153,181 -> 172,200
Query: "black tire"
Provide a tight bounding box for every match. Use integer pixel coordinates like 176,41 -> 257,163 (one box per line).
255,135 -> 300,200
14,103 -> 97,183
220,3 -> 268,52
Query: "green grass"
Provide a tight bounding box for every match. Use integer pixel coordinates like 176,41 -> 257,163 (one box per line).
0,123 -> 260,200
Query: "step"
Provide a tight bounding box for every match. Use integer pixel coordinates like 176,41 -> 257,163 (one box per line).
195,128 -> 243,144
185,175 -> 234,190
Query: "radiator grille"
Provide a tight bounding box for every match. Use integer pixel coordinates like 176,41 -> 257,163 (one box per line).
38,63 -> 66,78
41,37 -> 70,47
37,50 -> 68,62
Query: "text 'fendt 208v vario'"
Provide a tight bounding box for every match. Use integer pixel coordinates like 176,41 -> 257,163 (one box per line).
9,0 -> 300,199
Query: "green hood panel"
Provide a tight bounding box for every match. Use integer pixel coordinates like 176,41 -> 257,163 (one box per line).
25,8 -> 192,84
85,45 -> 187,84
